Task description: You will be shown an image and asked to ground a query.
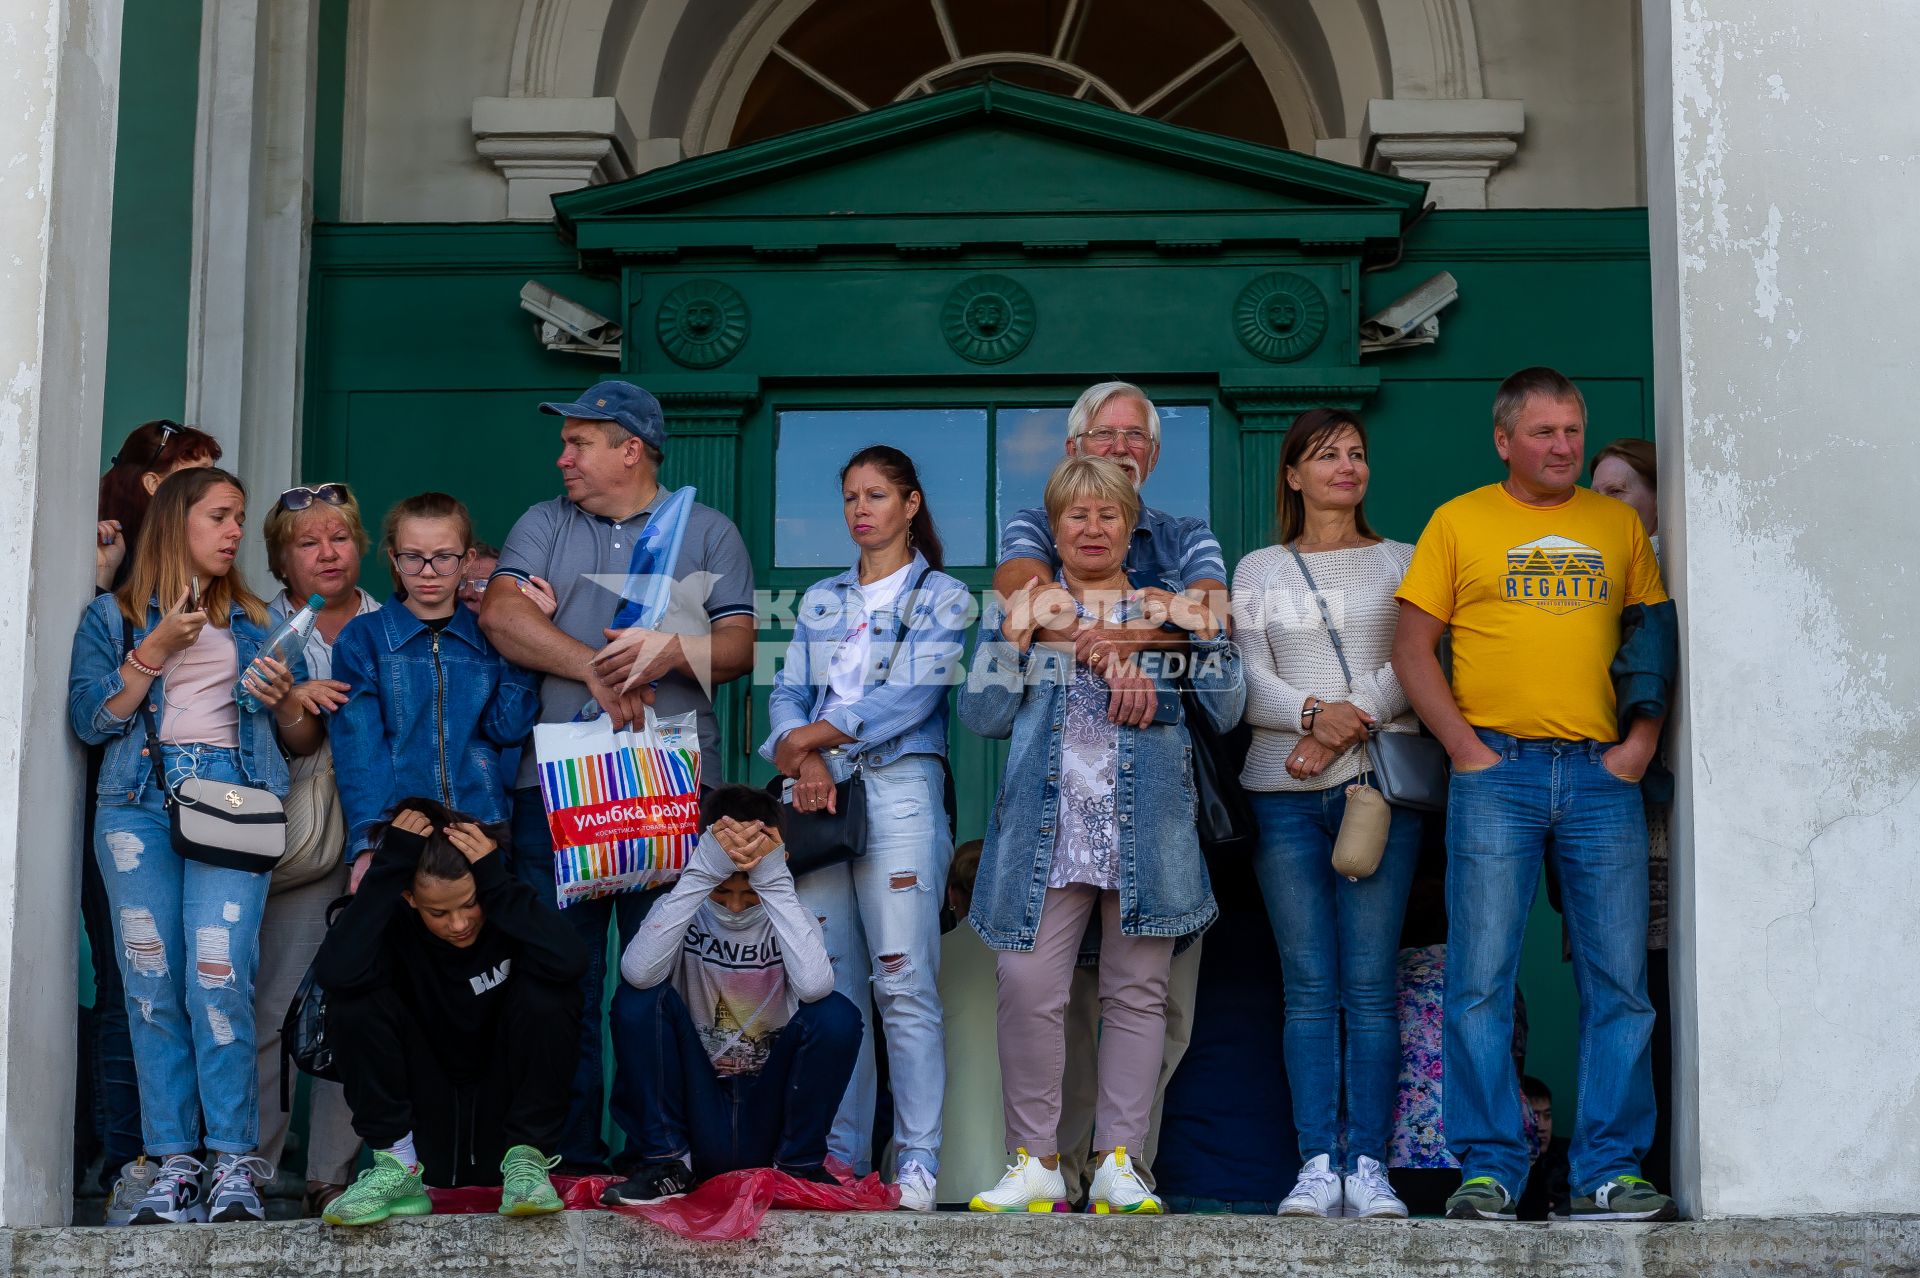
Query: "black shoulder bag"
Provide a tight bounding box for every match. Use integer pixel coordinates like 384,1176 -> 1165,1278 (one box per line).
769,563 -> 933,877
280,894 -> 353,1110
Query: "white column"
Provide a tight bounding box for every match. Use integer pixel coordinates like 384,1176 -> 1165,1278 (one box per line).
0,0 -> 122,1227
185,0 -> 321,579
1364,98 -> 1524,209
472,96 -> 640,220
1646,0 -> 1920,1217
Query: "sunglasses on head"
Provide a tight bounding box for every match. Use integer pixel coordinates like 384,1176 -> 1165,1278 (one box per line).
278,483 -> 352,511
110,419 -> 184,468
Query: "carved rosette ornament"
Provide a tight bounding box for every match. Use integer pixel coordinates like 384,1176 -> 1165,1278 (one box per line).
657,280 -> 749,368
942,275 -> 1035,364
1233,273 -> 1329,363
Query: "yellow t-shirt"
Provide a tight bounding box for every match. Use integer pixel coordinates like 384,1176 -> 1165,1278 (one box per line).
1395,483 -> 1668,743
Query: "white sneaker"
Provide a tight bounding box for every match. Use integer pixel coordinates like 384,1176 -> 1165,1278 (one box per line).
128,1154 -> 208,1225
896,1159 -> 937,1212
968,1148 -> 1069,1214
1278,1153 -> 1344,1218
207,1153 -> 274,1223
1342,1155 -> 1409,1219
1087,1147 -> 1162,1215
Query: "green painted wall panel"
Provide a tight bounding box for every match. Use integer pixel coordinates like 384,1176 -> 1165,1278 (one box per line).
101,0 -> 203,460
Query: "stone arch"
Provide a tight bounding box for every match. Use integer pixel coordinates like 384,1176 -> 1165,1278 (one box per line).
502,0 -> 1489,166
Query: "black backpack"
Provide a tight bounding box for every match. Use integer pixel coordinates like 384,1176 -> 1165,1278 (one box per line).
279,895 -> 352,1110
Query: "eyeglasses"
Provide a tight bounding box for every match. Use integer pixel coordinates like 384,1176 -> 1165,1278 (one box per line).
278,483 -> 352,511
1078,428 -> 1153,448
393,551 -> 465,577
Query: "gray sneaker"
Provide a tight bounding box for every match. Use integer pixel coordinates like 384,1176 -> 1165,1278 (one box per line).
1567,1175 -> 1677,1222
128,1154 -> 207,1225
104,1158 -> 159,1227
1444,1175 -> 1517,1221
206,1154 -> 273,1223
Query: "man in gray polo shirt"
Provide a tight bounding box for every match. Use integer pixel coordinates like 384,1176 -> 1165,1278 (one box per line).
482,378 -> 755,1172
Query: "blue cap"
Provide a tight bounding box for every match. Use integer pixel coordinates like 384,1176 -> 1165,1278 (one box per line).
539,380 -> 667,453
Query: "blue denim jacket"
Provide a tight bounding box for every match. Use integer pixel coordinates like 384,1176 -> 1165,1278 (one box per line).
68,593 -> 308,804
331,598 -> 541,855
759,552 -> 970,777
958,611 -> 1244,951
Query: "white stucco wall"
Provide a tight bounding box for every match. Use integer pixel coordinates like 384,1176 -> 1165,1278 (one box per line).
0,0 -> 121,1226
1646,0 -> 1920,1218
1478,0 -> 1643,207
347,0 -> 519,221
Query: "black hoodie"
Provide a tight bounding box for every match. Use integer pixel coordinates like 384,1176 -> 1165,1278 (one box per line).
315,828 -> 589,1074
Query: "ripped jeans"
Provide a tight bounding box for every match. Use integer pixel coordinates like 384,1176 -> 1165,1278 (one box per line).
795,752 -> 952,1176
93,746 -> 272,1156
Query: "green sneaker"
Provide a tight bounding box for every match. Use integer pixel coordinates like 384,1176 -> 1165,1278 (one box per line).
1567,1175 -> 1677,1221
322,1151 -> 432,1227
1445,1175 -> 1517,1221
498,1145 -> 564,1217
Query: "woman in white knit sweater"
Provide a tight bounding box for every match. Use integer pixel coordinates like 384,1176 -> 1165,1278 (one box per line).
1230,408 -> 1423,1221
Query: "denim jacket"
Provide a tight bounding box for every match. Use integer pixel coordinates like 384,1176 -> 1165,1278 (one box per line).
759,551 -> 970,778
68,593 -> 308,804
331,598 -> 541,855
958,609 -> 1244,951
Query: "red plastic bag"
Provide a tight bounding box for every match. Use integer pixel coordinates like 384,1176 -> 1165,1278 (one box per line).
425,1165 -> 900,1241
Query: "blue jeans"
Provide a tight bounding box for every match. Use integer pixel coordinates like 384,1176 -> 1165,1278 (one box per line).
794,753 -> 952,1176
93,746 -> 272,1156
511,785 -> 661,1172
1443,729 -> 1654,1197
609,983 -> 861,1176
80,784 -> 143,1181
1249,787 -> 1421,1168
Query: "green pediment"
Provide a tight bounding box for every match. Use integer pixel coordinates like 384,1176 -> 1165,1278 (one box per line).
555,80 -> 1426,257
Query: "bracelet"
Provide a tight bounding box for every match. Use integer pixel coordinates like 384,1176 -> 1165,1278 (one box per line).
125,650 -> 163,679
1300,699 -> 1323,731
277,710 -> 306,729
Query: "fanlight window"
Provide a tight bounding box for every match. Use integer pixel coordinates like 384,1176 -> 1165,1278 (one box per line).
733,0 -> 1288,150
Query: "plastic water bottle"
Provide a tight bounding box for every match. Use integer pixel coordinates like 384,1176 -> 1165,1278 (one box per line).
236,593 -> 325,714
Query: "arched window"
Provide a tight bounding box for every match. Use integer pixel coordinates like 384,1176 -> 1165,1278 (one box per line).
732,0 -> 1289,150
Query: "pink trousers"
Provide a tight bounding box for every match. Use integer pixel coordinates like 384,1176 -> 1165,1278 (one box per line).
994,885 -> 1175,1155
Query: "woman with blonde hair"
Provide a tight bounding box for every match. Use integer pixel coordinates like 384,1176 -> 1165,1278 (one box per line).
961,455 -> 1240,1217
68,467 -> 323,1225
250,481 -> 381,1215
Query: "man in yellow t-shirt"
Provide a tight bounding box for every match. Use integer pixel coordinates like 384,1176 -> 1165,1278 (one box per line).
1391,367 -> 1675,1224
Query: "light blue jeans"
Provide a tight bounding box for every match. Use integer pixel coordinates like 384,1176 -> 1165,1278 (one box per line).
1443,728 -> 1655,1197
93,746 -> 272,1156
795,752 -> 952,1176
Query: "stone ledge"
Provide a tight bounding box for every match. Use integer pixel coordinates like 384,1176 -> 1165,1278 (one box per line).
5,1211 -> 1920,1278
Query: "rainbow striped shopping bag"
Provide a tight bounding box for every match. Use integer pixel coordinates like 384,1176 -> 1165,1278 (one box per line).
533,708 -> 701,907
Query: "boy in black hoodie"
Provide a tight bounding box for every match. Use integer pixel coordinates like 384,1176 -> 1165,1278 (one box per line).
316,799 -> 588,1226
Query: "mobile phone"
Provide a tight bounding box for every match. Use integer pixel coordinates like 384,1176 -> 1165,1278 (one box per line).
1151,689 -> 1183,726
188,576 -> 202,612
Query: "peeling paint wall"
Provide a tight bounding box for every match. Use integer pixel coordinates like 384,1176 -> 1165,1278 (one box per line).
0,0 -> 121,1227
1646,0 -> 1920,1217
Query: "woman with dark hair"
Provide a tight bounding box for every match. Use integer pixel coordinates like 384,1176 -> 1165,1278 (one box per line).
95,421 -> 224,592
1229,407 -> 1422,1219
68,466 -> 322,1226
758,444 -> 969,1210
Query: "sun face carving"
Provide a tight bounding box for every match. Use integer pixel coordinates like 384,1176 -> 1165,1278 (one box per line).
657,280 -> 749,368
1234,273 -> 1329,363
942,275 -> 1036,364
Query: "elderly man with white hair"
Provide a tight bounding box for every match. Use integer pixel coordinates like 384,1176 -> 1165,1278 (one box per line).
989,381 -> 1231,1204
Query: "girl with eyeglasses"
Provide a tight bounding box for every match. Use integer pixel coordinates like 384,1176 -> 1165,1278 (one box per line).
330,493 -> 540,898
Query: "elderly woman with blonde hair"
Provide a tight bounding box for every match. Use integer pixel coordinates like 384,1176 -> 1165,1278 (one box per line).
960,455 -> 1241,1218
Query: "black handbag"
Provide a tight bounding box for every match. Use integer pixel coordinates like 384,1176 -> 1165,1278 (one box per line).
1287,545 -> 1450,814
767,767 -> 868,878
280,895 -> 352,1110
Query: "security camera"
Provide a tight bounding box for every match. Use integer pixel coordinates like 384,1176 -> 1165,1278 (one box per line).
520,281 -> 622,358
1361,271 -> 1459,353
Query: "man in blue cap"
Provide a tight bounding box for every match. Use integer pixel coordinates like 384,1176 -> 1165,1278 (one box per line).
481,378 -> 757,1173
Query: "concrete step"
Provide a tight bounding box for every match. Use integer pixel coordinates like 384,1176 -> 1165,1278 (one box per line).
7,1210 -> 1919,1277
